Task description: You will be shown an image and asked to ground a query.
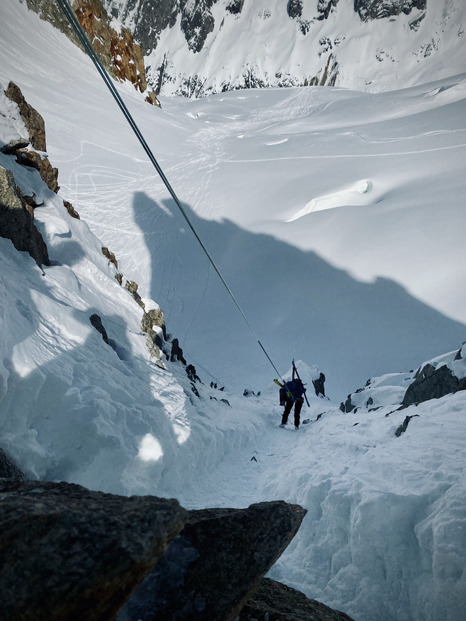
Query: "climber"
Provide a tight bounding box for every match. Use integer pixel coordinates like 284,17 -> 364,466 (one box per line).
278,367 -> 306,430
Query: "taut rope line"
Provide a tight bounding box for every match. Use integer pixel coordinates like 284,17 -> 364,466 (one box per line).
56,0 -> 285,382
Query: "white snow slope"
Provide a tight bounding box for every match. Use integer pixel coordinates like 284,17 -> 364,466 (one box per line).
0,2 -> 466,621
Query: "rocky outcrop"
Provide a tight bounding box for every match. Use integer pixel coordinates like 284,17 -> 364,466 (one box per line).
64,199 -> 80,219
0,448 -> 25,480
141,307 -> 167,366
89,313 -> 109,344
239,577 -> 355,621
395,414 -> 419,437
107,0 -> 178,55
170,337 -> 186,364
339,344 -> 466,423
74,0 -> 149,95
317,0 -> 340,20
340,394 -> 356,413
287,0 -> 303,19
5,81 -> 59,192
0,469 -> 322,621
5,80 -> 46,151
101,245 -> 117,267
226,0 -> 245,15
354,0 -> 426,22
402,363 -> 466,407
118,501 -> 307,621
0,166 -> 50,266
179,0 -> 217,54
15,147 -> 60,193
0,478 -> 188,621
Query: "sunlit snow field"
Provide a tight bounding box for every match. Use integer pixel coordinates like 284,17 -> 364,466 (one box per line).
1,2 -> 466,620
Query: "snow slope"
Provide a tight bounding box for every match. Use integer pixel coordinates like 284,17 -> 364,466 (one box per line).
1,2 -> 466,620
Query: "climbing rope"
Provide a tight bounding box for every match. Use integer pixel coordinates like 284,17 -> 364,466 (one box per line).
56,0 -> 286,383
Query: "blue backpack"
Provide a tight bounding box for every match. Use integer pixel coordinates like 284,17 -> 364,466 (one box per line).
282,379 -> 304,402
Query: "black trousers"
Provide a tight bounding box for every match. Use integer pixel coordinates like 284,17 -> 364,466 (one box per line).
281,398 -> 303,427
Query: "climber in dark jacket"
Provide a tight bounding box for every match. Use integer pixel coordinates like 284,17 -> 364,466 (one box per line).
279,368 -> 306,429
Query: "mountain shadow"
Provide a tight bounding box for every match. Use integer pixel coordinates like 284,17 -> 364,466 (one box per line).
132,191 -> 465,399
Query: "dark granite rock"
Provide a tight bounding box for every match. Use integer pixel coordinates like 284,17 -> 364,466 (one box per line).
89,313 -> 109,344
240,576 -> 355,621
0,166 -> 50,267
118,500 -> 307,621
354,0 -> 426,21
0,479 -> 188,621
0,447 -> 25,480
402,363 -> 465,407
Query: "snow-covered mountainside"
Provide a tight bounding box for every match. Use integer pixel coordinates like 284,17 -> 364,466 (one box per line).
99,0 -> 466,96
1,1 -> 466,620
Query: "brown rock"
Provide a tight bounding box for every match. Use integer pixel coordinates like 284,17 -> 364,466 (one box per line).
64,199 -> 80,219
142,307 -> 166,339
74,0 -> 148,93
16,148 -> 59,193
102,246 -> 118,268
5,81 -> 47,151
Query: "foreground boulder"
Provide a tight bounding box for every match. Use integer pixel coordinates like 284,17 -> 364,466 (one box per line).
239,577 -> 355,621
0,479 -> 188,621
118,501 -> 307,620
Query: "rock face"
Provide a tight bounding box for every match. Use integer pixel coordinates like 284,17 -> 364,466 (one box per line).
338,344 -> 466,429
5,80 -> 46,151
96,0 -> 435,96
239,577 -> 355,621
402,363 -> 466,407
0,448 -> 25,480
0,452 -> 322,621
0,479 -> 188,621
106,0 -> 178,55
354,0 -> 426,21
89,313 -> 109,344
0,166 -> 50,266
74,0 -> 148,94
118,501 -> 307,621
179,0 -> 217,54
5,81 -> 59,192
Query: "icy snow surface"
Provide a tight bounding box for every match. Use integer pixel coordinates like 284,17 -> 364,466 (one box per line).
0,2 -> 466,620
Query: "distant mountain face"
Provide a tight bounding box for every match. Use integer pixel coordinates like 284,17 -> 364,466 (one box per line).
95,0 -> 464,97
22,0 -> 465,97
104,1 -> 427,54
